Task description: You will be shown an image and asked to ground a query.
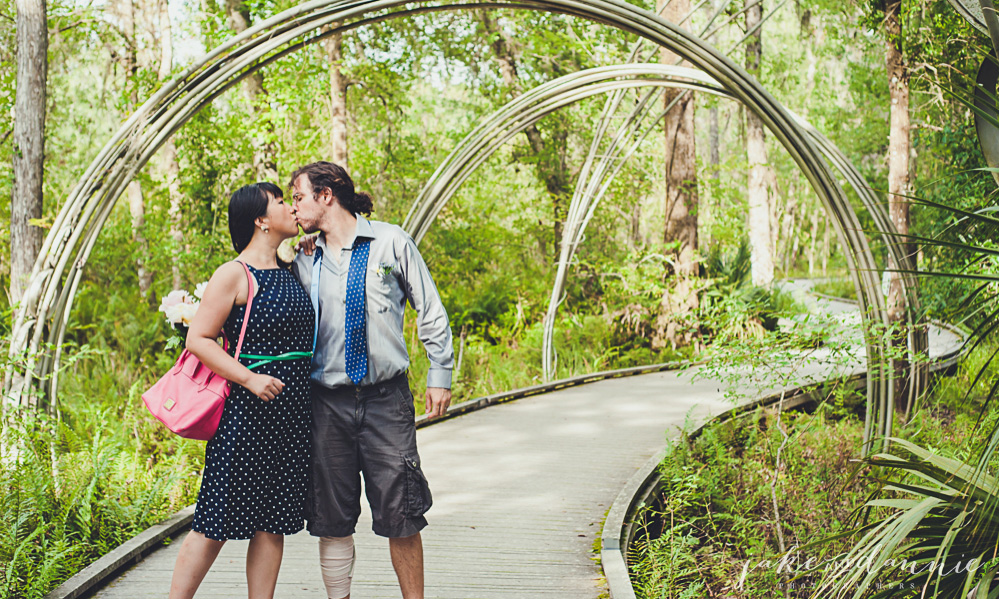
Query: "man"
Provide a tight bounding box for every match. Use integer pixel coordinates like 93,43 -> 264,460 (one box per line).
289,161 -> 453,599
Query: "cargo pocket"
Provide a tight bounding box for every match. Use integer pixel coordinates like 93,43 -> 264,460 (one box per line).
402,453 -> 433,518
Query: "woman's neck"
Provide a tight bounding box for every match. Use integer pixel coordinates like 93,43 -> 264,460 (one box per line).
240,237 -> 282,268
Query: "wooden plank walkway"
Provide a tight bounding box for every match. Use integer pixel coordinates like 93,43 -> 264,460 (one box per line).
92,293 -> 963,598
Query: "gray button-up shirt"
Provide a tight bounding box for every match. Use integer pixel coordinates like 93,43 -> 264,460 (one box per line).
292,215 -> 454,389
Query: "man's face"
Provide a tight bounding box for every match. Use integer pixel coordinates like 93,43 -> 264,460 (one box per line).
291,175 -> 323,234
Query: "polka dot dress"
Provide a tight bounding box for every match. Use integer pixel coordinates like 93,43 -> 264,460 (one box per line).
192,265 -> 316,541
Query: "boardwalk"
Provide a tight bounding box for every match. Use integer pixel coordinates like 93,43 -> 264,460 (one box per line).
92,293 -> 963,598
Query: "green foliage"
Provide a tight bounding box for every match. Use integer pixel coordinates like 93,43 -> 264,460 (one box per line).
699,242 -> 806,343
807,438 -> 999,598
631,402 -> 873,598
0,276 -> 203,597
0,393 -> 200,598
632,342 -> 997,597
810,278 -> 858,301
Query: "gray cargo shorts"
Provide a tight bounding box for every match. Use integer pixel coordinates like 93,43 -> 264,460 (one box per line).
306,372 -> 432,538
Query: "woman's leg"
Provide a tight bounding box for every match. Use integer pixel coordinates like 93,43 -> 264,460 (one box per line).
169,531 -> 225,599
246,530 -> 284,599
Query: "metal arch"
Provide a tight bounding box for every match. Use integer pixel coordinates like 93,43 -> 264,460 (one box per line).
545,0 -> 792,381
538,74 -> 922,438
9,0 -> 893,448
401,64 -> 913,448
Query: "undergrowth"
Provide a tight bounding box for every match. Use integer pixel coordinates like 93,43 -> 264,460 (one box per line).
630,345 -> 991,598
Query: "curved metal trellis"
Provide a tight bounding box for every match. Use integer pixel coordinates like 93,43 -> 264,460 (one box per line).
543,0 -> 789,381
402,64 -> 922,447
9,0 -> 895,449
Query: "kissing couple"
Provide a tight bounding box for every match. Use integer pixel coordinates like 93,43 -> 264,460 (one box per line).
166,161 -> 454,599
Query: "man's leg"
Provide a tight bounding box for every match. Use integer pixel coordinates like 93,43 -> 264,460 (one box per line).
246,531 -> 284,599
355,376 -> 431,598
319,535 -> 355,599
389,532 -> 424,599
310,383 -> 364,597
309,381 -> 364,538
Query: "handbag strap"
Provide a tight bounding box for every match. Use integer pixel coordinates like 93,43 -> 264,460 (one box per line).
233,260 -> 255,361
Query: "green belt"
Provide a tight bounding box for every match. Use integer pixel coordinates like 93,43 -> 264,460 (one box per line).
242,351 -> 314,371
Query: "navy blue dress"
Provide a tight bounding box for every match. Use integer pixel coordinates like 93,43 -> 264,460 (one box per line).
192,265 -> 315,541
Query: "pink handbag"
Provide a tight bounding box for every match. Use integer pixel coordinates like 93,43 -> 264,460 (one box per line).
142,261 -> 255,440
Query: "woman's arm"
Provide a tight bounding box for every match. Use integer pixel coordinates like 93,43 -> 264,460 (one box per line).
186,262 -> 285,401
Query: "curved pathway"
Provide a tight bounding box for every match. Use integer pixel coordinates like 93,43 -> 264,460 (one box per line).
92,290 -> 963,598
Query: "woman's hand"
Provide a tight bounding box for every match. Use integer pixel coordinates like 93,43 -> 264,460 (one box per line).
244,373 -> 285,401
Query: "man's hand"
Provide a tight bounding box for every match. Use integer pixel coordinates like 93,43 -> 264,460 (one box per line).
296,234 -> 319,256
425,387 -> 451,419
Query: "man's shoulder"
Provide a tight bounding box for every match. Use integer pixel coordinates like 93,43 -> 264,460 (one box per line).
369,220 -> 413,246
290,247 -> 311,278
291,248 -> 310,267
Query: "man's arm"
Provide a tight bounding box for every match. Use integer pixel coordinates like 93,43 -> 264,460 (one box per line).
397,231 -> 454,417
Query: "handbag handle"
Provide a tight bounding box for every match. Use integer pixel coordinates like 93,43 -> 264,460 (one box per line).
233,260 -> 255,361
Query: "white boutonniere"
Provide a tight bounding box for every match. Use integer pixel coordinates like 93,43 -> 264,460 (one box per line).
371,262 -> 395,280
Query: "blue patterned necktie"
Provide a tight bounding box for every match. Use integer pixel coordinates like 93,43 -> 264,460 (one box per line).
345,239 -> 371,384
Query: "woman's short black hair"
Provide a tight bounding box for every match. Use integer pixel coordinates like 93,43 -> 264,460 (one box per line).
288,161 -> 373,216
227,182 -> 290,268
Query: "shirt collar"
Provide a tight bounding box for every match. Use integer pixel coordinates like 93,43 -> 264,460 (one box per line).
315,214 -> 376,252
355,214 -> 375,242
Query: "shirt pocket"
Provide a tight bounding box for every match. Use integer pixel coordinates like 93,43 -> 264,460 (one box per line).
367,261 -> 403,313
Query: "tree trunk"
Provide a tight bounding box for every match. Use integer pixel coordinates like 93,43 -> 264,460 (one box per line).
163,141 -> 183,290
126,182 -> 153,298
156,0 -> 172,80
658,0 -> 699,278
745,0 -> 774,288
630,202 -> 642,249
800,10 -> 818,118
324,27 -> 349,167
149,0 -> 184,291
885,0 -> 913,414
807,208 -> 818,277
11,0 -> 48,306
822,216 -> 829,276
767,166 -> 781,259
128,0 -> 152,299
707,0 -> 721,184
650,0 -> 700,350
709,105 -> 720,180
111,0 -> 154,300
225,0 -> 278,181
479,10 -> 569,254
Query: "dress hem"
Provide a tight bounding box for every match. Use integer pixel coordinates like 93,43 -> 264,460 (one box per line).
191,522 -> 306,542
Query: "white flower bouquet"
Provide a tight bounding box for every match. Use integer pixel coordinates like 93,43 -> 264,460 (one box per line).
158,283 -> 207,347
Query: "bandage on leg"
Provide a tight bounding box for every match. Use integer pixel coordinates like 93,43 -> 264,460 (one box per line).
318,535 -> 355,599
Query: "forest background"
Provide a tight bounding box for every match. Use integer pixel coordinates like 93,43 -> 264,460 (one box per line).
0,0 -> 995,595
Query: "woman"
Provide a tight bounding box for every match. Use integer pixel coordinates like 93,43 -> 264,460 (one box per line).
168,182 -> 315,599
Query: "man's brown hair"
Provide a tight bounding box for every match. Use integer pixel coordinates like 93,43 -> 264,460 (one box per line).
290,161 -> 373,216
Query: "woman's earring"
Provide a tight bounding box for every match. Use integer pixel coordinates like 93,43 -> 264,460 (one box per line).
262,226 -> 270,233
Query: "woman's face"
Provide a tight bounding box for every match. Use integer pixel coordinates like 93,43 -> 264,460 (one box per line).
260,192 -> 299,239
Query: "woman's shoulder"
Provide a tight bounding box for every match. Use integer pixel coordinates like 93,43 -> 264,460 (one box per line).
210,261 -> 253,295
213,260 -> 247,283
